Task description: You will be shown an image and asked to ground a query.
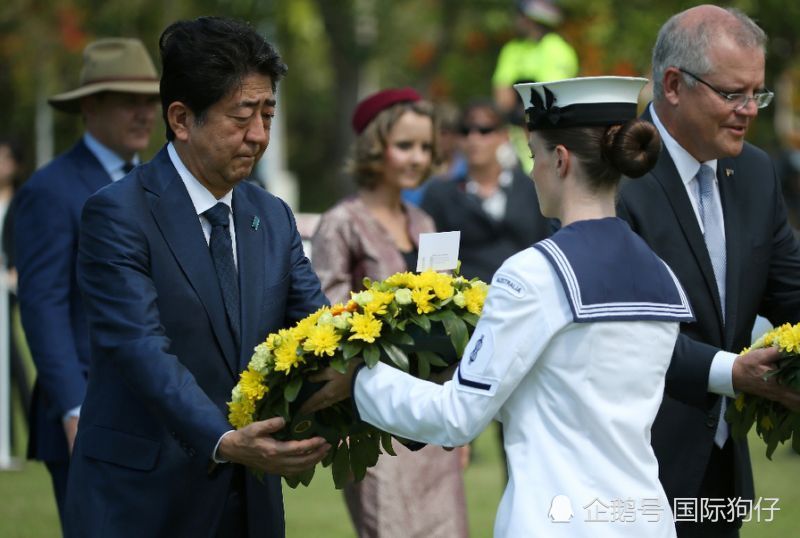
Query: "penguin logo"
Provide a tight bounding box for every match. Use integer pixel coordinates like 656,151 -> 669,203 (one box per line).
548,495 -> 574,523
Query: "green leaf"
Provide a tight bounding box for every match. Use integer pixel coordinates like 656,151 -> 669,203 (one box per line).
440,310 -> 469,357
383,330 -> 415,347
410,314 -> 431,333
363,345 -> 380,367
417,350 -> 449,368
299,464 -> 316,487
380,432 -> 397,456
462,312 -> 480,327
381,342 -> 410,372
283,474 -> 301,489
284,376 -> 302,403
330,356 -> 348,374
347,435 -> 369,482
417,352 -> 431,380
331,441 -> 351,489
342,341 -> 363,360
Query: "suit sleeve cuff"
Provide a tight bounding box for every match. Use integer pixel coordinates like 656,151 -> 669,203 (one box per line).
708,350 -> 737,398
212,430 -> 235,463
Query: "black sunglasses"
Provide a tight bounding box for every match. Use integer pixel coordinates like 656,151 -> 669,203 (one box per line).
459,124 -> 498,136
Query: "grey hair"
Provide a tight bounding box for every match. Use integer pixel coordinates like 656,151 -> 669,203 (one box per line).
651,7 -> 767,101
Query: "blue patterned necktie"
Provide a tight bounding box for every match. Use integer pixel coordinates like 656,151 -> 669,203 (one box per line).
204,203 -> 240,350
696,164 -> 729,447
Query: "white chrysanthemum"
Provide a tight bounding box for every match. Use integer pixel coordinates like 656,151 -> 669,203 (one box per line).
394,288 -> 413,305
351,290 -> 374,307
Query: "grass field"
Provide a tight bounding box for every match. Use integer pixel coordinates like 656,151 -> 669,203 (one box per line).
0,419 -> 797,537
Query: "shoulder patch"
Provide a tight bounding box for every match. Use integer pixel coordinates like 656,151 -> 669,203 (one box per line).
493,273 -> 525,298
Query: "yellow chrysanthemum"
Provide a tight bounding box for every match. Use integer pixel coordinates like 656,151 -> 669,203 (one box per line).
431,274 -> 455,301
411,287 -> 435,314
414,270 -> 439,290
348,312 -> 383,343
239,368 -> 268,401
384,271 -> 415,288
462,284 -> 488,315
734,393 -> 746,412
773,323 -> 800,354
294,308 -> 327,340
760,415 -> 774,431
228,398 -> 256,429
303,323 -> 341,357
273,331 -> 303,373
363,290 -> 394,316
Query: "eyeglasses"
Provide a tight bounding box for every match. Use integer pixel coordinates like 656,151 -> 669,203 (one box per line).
459,124 -> 498,136
678,68 -> 774,111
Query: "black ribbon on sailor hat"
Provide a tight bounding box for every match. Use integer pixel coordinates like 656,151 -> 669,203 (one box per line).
523,83 -> 639,131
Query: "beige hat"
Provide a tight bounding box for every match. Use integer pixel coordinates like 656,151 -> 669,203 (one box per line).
49,38 -> 160,113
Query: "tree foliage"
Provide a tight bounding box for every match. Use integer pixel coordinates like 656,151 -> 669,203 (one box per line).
1,0 -> 797,210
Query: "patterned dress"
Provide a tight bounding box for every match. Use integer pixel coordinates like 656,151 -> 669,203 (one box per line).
311,195 -> 469,538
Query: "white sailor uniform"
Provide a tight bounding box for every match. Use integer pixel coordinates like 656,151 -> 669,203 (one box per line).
354,217 -> 693,537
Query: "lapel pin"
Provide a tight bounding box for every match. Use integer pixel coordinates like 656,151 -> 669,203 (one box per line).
251,216 -> 260,230
725,168 -> 734,177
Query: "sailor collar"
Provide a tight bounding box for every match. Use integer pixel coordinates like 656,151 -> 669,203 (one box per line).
534,218 -> 694,323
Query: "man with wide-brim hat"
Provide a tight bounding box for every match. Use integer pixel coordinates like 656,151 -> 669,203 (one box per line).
13,37 -> 159,528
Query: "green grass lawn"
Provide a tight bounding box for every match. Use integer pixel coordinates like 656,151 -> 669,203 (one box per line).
1,420 -> 797,537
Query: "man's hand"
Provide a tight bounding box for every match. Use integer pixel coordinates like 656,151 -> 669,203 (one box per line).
218,417 -> 330,475
63,416 -> 79,456
298,358 -> 364,416
732,346 -> 800,411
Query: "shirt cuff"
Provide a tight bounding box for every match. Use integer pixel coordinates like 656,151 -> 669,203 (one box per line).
708,350 -> 737,398
63,405 -> 81,421
212,430 -> 235,463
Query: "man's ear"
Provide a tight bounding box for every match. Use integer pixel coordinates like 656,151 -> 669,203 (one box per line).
661,67 -> 683,107
167,102 -> 193,142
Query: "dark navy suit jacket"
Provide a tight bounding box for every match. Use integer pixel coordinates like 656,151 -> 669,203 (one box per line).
64,147 -> 326,537
618,109 -> 800,506
15,139 -> 111,463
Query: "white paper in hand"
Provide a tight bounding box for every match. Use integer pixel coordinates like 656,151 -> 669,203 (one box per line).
416,231 -> 460,272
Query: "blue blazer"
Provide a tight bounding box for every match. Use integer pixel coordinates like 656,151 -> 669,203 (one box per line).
15,139 -> 111,463
64,147 -> 327,537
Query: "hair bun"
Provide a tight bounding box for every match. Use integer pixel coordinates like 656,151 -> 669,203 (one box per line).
602,119 -> 661,178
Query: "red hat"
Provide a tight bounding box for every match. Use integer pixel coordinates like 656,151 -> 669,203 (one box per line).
351,87 -> 422,134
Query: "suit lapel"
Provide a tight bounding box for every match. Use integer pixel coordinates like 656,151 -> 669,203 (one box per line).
650,148 -> 726,329
144,149 -> 239,376
233,188 -> 265,372
71,140 -> 113,194
718,158 -> 740,348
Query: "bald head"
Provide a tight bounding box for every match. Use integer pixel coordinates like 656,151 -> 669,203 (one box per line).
651,5 -> 766,102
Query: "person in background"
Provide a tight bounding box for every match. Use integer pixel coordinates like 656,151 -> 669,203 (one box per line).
310,75 -> 687,538
13,38 -> 160,526
421,99 -> 550,285
0,136 -> 30,449
492,0 -> 578,115
617,6 -> 800,537
311,87 -> 469,538
402,100 -> 466,206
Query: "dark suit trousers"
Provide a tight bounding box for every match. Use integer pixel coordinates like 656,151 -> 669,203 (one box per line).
46,461 -> 69,527
215,464 -> 248,538
675,441 -> 740,538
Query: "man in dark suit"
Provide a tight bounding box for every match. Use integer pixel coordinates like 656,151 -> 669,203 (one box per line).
13,37 -> 160,525
617,5 -> 800,537
62,17 -> 331,538
421,99 -> 550,284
